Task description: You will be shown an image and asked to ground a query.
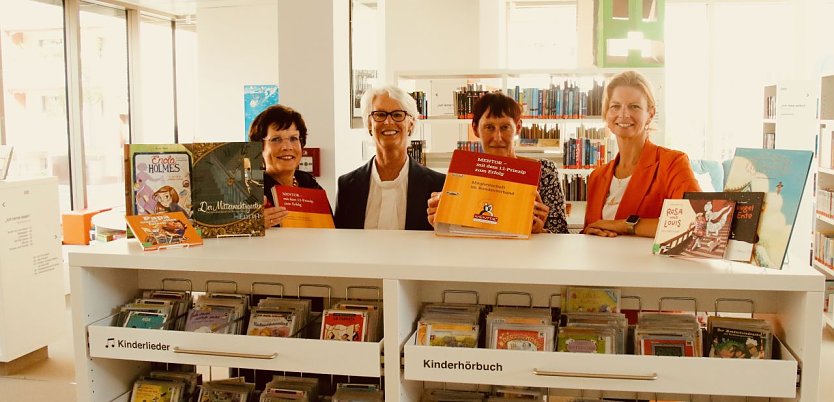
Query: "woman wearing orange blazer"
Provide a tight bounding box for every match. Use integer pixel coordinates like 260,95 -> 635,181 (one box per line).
584,71 -> 700,237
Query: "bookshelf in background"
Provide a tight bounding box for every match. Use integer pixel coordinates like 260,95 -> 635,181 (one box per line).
763,84 -> 776,149
814,74 -> 834,330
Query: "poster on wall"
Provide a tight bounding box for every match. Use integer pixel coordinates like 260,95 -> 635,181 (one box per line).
244,84 -> 279,140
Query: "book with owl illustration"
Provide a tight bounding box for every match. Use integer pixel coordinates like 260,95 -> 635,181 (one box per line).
652,198 -> 736,259
434,149 -> 542,239
186,142 -> 265,238
723,148 -> 813,269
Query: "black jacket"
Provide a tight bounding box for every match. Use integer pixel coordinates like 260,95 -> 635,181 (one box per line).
334,157 -> 445,230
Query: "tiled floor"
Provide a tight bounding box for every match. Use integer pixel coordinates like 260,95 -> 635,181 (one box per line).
3,301 -> 834,402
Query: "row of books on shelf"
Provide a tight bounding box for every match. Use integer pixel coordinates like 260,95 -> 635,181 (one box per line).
117,287 -> 383,343
817,188 -> 834,218
763,132 -> 775,149
456,141 -> 485,153
562,138 -> 611,168
562,173 -> 588,202
409,91 -> 428,119
506,79 -> 605,119
407,139 -> 426,166
764,95 -> 776,120
131,371 -> 382,402
518,123 -> 560,140
415,287 -> 773,359
814,231 -> 834,272
825,280 -> 834,313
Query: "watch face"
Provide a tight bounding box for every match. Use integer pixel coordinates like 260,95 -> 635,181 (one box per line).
187,142 -> 265,237
626,215 -> 640,224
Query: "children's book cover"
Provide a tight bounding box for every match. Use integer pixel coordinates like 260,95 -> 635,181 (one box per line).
186,142 -> 265,238
125,212 -> 203,251
723,148 -> 813,269
124,144 -> 193,218
563,287 -> 621,313
321,310 -> 367,342
434,149 -> 542,239
494,327 -> 549,351
652,199 -> 736,259
684,191 -> 765,262
272,185 -> 334,228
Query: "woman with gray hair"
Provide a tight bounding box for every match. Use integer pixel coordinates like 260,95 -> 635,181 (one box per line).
334,85 -> 445,230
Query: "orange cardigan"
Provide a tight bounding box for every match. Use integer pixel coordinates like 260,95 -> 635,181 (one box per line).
584,140 -> 701,228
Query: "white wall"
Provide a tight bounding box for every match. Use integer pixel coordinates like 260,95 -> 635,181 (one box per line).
277,0 -> 350,199
384,0 -> 480,81
196,2 -> 279,142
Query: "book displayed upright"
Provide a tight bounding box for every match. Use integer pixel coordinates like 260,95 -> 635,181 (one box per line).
124,144 -> 194,218
652,198 -> 736,259
271,185 -> 334,228
723,148 -> 813,269
434,149 -> 542,239
684,191 -> 765,262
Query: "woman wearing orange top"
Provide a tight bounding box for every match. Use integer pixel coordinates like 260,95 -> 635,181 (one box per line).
583,70 -> 700,237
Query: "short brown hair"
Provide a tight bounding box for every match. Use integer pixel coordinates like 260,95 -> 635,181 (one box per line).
248,105 -> 308,147
472,92 -> 522,128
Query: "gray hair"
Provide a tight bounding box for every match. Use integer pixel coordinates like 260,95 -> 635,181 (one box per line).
359,85 -> 419,130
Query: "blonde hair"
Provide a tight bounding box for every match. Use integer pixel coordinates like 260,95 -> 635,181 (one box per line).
601,70 -> 657,120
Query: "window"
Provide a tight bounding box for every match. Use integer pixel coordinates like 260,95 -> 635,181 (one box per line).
79,2 -> 129,210
0,0 -> 71,211
137,13 -> 175,144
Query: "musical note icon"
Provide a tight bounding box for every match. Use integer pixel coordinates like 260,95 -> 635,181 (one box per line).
105,338 -> 115,348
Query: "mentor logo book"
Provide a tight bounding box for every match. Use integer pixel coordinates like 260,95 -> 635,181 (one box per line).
272,186 -> 334,228
435,149 -> 542,239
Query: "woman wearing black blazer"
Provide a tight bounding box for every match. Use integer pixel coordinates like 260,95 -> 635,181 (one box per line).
335,85 -> 445,230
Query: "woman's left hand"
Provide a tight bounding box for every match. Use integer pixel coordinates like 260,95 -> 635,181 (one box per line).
584,219 -> 622,237
531,192 -> 550,234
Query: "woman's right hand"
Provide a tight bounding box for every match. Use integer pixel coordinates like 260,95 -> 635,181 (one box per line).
264,205 -> 289,228
426,192 -> 441,228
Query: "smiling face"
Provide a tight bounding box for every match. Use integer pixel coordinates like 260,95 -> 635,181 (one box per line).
474,108 -> 520,158
605,85 -> 655,141
369,92 -> 413,153
263,122 -> 302,177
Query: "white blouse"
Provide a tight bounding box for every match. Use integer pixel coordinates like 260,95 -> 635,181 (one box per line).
364,158 -> 409,230
601,175 -> 631,220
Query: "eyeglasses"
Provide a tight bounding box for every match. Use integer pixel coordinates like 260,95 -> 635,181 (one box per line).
369,110 -> 409,122
264,134 -> 301,146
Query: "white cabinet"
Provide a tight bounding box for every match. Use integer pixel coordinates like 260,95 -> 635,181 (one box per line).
0,177 -> 64,364
70,229 -> 822,402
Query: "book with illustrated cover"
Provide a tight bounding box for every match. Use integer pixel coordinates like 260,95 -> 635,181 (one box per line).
563,287 -> 620,313
124,144 -> 193,218
640,336 -> 696,357
321,310 -> 367,342
187,142 -> 265,238
724,148 -> 813,269
124,311 -> 167,329
434,149 -> 542,239
246,309 -> 295,337
492,324 -> 554,351
125,212 -> 203,251
685,191 -> 765,262
557,327 -> 614,354
271,185 -> 334,228
416,322 -> 479,348
652,198 -> 736,259
184,308 -> 233,334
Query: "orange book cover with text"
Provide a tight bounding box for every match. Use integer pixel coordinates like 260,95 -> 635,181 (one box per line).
124,211 -> 203,251
271,185 -> 335,228
435,149 -> 542,239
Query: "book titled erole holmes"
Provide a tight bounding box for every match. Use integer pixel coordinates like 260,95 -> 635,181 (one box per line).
271,185 -> 335,228
435,149 -> 542,239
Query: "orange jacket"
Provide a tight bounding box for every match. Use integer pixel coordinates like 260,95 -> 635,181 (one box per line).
584,140 -> 701,228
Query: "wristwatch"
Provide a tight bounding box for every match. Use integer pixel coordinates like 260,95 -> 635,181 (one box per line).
625,215 -> 640,235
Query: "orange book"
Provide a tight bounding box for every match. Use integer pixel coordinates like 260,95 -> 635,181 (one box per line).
271,186 -> 335,228
435,150 -> 542,239
124,212 -> 203,251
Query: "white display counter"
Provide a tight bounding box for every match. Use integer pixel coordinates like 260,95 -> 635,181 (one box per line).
69,229 -> 823,402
